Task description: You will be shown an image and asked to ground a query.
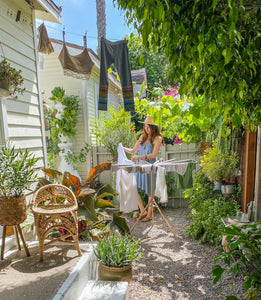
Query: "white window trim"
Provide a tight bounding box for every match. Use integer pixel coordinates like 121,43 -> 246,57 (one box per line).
0,98 -> 9,145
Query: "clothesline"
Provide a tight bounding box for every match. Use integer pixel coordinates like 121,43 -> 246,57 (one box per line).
111,158 -> 198,174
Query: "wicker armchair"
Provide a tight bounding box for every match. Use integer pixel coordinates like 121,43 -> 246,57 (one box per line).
32,184 -> 81,261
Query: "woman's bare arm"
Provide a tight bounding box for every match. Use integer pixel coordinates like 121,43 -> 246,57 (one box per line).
122,136 -> 143,154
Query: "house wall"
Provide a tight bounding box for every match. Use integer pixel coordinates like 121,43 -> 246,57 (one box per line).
0,0 -> 46,169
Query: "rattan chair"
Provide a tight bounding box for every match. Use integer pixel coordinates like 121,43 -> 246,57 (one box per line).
32,184 -> 81,261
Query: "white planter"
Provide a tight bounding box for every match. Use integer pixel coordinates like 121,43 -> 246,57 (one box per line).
221,184 -> 235,195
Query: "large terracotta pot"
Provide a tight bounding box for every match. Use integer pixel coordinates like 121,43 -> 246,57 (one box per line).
0,196 -> 27,225
98,262 -> 132,283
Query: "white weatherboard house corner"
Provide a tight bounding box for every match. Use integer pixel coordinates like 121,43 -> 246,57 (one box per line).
0,0 -> 61,250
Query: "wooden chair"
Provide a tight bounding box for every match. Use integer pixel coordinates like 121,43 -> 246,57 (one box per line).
32,184 -> 81,261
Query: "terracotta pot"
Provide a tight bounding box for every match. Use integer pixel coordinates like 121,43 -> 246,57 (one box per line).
0,78 -> 10,97
0,196 -> 27,225
98,262 -> 132,283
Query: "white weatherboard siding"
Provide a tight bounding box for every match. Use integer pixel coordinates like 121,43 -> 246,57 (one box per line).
39,40 -> 122,179
0,0 -> 46,166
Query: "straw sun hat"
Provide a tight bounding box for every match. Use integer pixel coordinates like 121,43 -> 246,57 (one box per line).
139,115 -> 158,126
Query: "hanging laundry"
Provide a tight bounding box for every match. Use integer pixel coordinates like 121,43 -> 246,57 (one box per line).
173,162 -> 196,189
116,143 -> 138,213
98,38 -> 134,111
58,32 -> 94,79
37,23 -> 54,54
155,166 -> 168,204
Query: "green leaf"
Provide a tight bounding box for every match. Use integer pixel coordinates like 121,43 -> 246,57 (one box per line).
222,49 -> 233,65
78,195 -> 98,221
95,198 -> 115,208
139,54 -> 144,66
212,264 -> 225,284
173,4 -> 181,15
113,211 -> 130,234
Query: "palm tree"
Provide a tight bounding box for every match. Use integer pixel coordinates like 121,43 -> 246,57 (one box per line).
96,0 -> 106,53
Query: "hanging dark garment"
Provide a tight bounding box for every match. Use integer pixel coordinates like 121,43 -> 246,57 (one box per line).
98,38 -> 134,111
58,32 -> 94,79
37,23 -> 54,54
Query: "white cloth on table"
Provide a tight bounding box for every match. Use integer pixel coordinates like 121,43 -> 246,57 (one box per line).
155,166 -> 168,203
116,143 -> 138,213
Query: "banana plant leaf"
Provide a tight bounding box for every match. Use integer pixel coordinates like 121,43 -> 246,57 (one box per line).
84,163 -> 112,186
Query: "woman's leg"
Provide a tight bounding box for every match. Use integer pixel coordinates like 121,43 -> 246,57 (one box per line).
137,192 -> 147,217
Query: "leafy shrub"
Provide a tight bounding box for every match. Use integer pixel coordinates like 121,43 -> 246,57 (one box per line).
212,221 -> 261,300
184,172 -> 239,245
92,105 -> 137,158
0,144 -> 39,198
200,146 -> 239,183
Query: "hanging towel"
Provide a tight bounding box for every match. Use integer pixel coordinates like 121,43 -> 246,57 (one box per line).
155,166 -> 168,203
174,162 -> 196,189
37,23 -> 54,54
98,38 -> 134,111
58,33 -> 94,80
116,143 -> 138,213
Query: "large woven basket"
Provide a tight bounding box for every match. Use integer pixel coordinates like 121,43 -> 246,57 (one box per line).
0,196 -> 27,226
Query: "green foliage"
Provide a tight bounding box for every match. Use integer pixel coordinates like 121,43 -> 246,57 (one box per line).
115,0 -> 261,129
127,33 -> 172,94
45,87 -> 89,169
212,221 -> 261,299
0,58 -> 25,95
39,166 -> 130,239
134,87 -> 222,143
93,233 -> 142,267
0,144 -> 39,198
184,172 -> 239,245
200,146 -> 239,183
92,105 -> 137,157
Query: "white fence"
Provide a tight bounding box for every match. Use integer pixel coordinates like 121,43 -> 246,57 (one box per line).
90,143 -> 200,208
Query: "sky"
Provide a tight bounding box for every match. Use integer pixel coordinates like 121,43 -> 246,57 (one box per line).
36,0 -> 133,54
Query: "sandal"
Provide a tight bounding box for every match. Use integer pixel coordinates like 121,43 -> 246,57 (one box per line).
141,216 -> 152,222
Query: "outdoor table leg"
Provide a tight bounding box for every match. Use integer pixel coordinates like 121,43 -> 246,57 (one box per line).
1,225 -> 7,260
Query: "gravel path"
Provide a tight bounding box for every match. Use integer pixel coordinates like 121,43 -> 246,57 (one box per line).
125,207 -> 245,300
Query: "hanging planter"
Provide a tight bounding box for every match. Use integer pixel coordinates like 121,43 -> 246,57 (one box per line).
0,78 -> 10,97
0,58 -> 25,98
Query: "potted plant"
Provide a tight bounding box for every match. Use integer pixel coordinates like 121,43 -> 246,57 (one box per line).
93,233 -> 142,282
0,58 -> 25,97
0,144 -> 39,226
200,146 -> 239,195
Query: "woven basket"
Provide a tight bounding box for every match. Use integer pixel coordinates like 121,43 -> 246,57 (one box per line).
0,196 -> 27,226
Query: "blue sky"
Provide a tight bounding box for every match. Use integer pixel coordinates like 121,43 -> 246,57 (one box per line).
36,0 -> 133,53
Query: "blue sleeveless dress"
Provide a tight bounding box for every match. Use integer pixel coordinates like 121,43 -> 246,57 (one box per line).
136,141 -> 157,196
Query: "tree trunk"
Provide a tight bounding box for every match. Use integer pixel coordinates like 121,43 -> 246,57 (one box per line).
96,0 -> 106,53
